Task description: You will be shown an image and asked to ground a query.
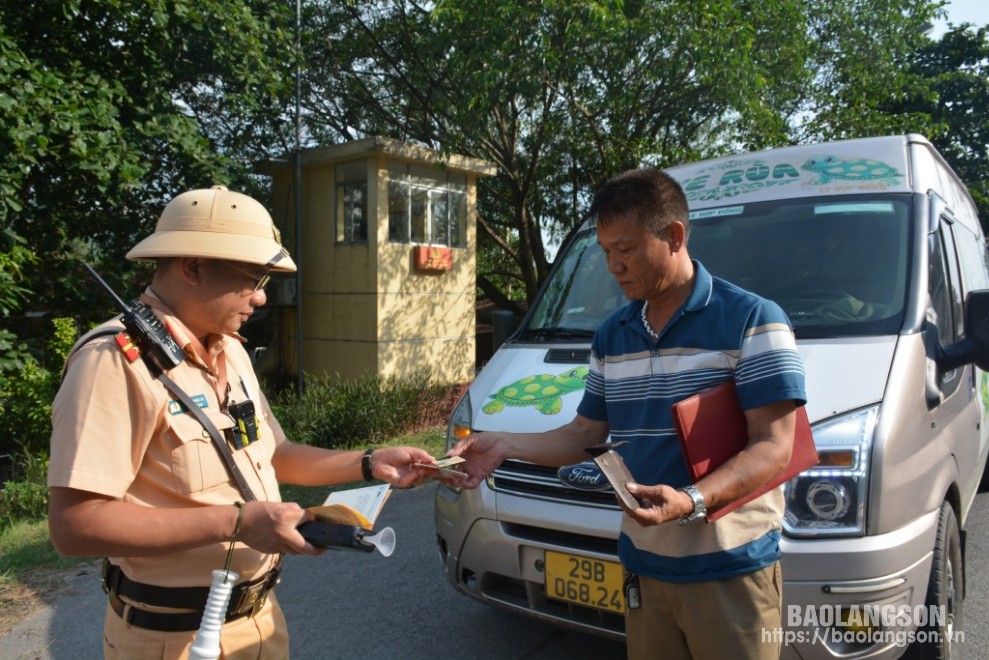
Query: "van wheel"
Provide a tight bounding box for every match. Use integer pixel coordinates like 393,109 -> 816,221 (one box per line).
904,501 -> 963,659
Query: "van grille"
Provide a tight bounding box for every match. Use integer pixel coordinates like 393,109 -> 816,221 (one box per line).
490,460 -> 622,509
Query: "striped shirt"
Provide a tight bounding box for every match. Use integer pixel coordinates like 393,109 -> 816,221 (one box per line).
577,261 -> 806,582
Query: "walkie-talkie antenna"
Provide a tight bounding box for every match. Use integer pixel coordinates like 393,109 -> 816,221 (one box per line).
83,263 -> 132,314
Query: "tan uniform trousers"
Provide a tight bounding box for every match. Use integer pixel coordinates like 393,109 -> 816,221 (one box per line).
625,562 -> 782,660
103,591 -> 289,660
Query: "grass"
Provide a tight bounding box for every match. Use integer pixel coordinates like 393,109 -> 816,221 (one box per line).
0,519 -> 94,635
0,519 -> 85,576
0,426 -> 447,634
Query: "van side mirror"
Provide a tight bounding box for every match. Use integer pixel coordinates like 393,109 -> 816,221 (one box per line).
938,289 -> 989,372
491,309 -> 519,352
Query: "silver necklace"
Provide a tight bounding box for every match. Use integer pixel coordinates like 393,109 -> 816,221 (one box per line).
641,301 -> 660,342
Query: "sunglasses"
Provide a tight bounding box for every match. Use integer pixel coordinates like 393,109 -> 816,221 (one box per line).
220,261 -> 271,295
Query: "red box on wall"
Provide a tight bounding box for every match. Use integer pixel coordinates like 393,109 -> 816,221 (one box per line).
413,245 -> 453,272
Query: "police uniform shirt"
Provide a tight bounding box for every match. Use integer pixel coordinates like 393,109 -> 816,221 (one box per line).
48,290 -> 283,587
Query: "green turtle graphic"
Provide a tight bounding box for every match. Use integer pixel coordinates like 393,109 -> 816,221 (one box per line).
483,366 -> 590,415
801,156 -> 903,185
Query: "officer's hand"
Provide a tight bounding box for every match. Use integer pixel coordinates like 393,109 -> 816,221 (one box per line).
370,446 -> 436,489
238,501 -> 323,556
620,483 -> 692,527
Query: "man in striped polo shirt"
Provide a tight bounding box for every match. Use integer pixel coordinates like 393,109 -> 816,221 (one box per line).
450,168 -> 806,659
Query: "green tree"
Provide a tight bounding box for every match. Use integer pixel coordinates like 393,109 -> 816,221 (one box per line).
797,0 -> 943,142
0,316 -> 76,457
885,24 -> 989,225
0,1 -> 298,338
798,3 -> 989,228
0,228 -> 36,376
303,0 -> 948,308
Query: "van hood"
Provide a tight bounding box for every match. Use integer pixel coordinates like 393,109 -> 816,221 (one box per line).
470,337 -> 896,432
798,336 -> 895,423
471,347 -> 594,433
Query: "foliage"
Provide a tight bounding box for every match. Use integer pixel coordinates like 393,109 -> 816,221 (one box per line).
300,0 -> 957,307
0,444 -> 49,527
0,316 -> 72,527
0,360 -> 54,457
0,0 -> 299,337
0,229 -> 37,374
797,7 -> 989,229
270,370 -> 449,450
881,24 -> 989,226
301,0 -> 989,306
0,329 -> 31,377
797,0 -> 943,141
0,317 -> 77,458
0,229 -> 35,316
0,0 -> 984,404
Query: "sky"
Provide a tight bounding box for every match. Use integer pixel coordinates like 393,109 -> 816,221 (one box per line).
933,0 -> 989,36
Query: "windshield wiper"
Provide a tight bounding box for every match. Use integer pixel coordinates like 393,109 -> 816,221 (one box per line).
523,327 -> 596,341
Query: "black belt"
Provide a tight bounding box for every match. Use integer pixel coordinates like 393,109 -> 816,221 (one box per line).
108,593 -> 223,632
102,559 -> 281,632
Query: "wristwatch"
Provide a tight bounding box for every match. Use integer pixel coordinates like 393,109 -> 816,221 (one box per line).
361,448 -> 375,482
677,485 -> 707,525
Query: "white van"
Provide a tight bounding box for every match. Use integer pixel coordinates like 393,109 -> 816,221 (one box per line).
434,134 -> 989,658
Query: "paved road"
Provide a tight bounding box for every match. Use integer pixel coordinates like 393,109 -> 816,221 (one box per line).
3,485 -> 987,659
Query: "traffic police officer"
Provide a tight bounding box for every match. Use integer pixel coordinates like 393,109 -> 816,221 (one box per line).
48,186 -> 434,659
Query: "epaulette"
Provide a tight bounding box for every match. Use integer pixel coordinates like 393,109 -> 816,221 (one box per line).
60,321 -> 131,382
114,331 -> 142,363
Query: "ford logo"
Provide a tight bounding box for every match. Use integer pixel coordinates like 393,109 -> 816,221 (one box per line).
557,462 -> 610,490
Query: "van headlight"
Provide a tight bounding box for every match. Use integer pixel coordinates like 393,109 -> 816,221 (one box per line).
442,392 -> 474,493
783,406 -> 876,537
445,390 -> 473,453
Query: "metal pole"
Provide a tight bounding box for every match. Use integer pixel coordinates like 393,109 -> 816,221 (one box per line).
294,0 -> 304,394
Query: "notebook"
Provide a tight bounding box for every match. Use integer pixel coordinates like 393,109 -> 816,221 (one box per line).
671,380 -> 818,522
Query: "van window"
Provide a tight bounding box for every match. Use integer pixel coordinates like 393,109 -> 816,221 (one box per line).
522,195 -> 912,341
689,196 -> 911,338
953,222 -> 989,295
939,221 -> 965,339
929,225 -> 959,344
929,223 -> 963,394
525,230 -> 626,340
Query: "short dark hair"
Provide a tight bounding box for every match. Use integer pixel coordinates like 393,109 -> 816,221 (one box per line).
589,168 -> 689,239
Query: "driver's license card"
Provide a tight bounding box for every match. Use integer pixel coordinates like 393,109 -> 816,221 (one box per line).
416,455 -> 466,476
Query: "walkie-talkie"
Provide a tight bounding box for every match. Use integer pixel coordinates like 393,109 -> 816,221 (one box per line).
83,263 -> 186,371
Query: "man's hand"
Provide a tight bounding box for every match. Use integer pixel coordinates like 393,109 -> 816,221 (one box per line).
620,482 -> 694,527
370,446 -> 436,488
238,500 -> 324,555
443,432 -> 512,489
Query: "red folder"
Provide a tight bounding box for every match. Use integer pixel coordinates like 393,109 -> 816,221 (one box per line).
671,380 -> 818,522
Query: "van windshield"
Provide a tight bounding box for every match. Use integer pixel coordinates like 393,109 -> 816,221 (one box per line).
523,195 -> 912,340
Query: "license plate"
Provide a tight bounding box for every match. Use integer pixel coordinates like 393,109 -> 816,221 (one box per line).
544,551 -> 625,614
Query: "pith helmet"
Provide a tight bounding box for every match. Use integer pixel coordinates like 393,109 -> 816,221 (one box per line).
126,185 -> 296,272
